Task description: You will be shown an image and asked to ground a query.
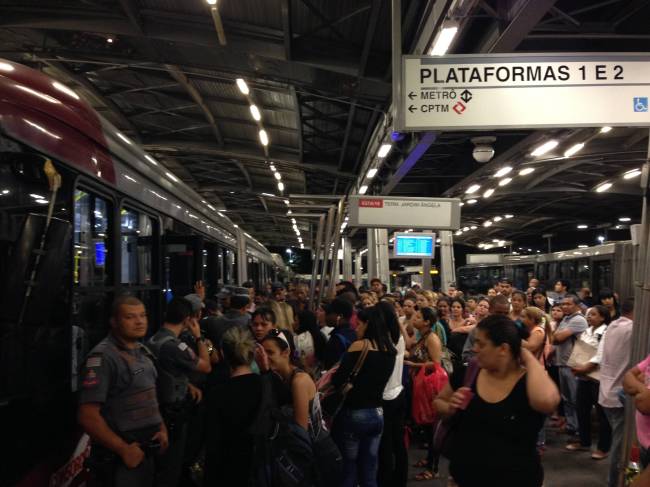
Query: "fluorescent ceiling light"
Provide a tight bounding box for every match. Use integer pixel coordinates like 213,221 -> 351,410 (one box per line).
274,172 -> 282,180
595,182 -> 612,193
284,199 -> 290,205
261,192 -> 274,197
145,155 -> 158,166
249,104 -> 261,121
624,169 -> 641,179
483,220 -> 493,227
36,199 -> 49,204
564,142 -> 585,158
430,23 -> 458,56
498,178 -> 512,187
470,225 -> 477,230
106,37 -> 114,43
236,78 -> 249,95
52,81 -> 80,100
277,182 -> 285,191
206,0 -> 217,5
359,185 -> 368,194
519,167 -> 535,176
465,184 -> 481,194
530,139 -> 558,157
619,217 -> 631,222
367,168 -> 378,179
467,199 -> 477,205
578,245 -> 588,248
600,126 -> 612,133
462,226 -> 469,232
494,166 -> 512,178
30,193 -> 45,199
493,216 -> 503,222
270,164 -> 276,172
233,224 -> 238,228
165,172 -> 179,182
455,230 -> 463,236
259,129 -> 269,146
377,143 -> 392,158
504,214 -> 514,219
483,188 -> 495,198
577,224 -> 588,229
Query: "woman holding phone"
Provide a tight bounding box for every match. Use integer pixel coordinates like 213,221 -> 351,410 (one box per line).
434,315 -> 559,487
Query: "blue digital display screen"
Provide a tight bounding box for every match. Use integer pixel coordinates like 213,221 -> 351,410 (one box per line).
395,235 -> 434,257
95,242 -> 106,267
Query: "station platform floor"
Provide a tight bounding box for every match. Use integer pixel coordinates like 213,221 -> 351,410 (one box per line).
406,422 -> 610,487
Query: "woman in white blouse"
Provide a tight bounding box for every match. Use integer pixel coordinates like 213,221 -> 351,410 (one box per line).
567,305 -> 612,459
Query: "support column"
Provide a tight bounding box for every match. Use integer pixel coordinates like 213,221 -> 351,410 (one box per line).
342,237 -> 353,282
619,138 -> 650,486
367,229 -> 378,281
317,207 -> 336,306
327,198 -> 346,297
236,229 -> 247,285
354,250 -> 363,287
439,230 -> 456,293
308,214 -> 325,309
421,258 -> 433,290
368,228 -> 390,292
376,228 -> 390,293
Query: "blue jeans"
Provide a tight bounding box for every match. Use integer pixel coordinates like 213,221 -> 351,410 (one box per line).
559,366 -> 579,434
603,407 -> 625,487
335,407 -> 384,487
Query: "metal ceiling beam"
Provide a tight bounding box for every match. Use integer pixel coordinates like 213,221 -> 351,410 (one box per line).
478,0 -> 558,52
0,8 -> 391,90
380,132 -> 437,195
142,139 -> 357,179
164,64 -> 224,146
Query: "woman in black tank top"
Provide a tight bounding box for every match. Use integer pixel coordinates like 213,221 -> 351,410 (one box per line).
434,315 -> 560,487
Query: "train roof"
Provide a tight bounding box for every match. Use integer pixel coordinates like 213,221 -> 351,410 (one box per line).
0,58 -> 273,264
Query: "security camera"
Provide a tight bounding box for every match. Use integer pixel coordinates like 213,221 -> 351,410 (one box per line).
471,136 -> 496,163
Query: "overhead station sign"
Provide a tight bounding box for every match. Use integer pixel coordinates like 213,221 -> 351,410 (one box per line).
401,53 -> 650,130
349,196 -> 461,230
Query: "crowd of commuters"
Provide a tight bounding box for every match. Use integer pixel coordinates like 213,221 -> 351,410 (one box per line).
77,275 -> 648,487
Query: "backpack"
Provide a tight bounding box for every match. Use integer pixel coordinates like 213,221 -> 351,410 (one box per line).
248,374 -> 314,487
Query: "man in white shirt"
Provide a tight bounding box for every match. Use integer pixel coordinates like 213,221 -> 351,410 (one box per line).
596,298 -> 634,487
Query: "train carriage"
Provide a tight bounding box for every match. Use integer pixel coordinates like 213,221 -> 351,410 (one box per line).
0,59 -> 276,485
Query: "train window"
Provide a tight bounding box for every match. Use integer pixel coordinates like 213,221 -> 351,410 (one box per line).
0,153 -> 72,399
577,258 -> 591,289
120,208 -> 155,285
74,189 -> 112,286
594,260 -> 613,297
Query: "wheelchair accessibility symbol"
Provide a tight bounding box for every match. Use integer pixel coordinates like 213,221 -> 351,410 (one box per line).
634,97 -> 649,112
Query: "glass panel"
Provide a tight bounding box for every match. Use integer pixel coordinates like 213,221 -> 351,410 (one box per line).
577,258 -> 591,290
594,260 -> 613,297
120,208 -> 154,285
0,153 -> 72,396
74,189 -> 111,286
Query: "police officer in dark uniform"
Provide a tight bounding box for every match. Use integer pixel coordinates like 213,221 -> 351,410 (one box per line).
79,295 -> 168,487
147,297 -> 212,487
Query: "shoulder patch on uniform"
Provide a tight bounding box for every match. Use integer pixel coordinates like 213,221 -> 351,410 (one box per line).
86,356 -> 102,368
178,342 -> 188,351
82,369 -> 99,388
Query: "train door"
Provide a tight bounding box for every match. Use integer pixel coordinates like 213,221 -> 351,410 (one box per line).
512,264 -> 534,291
592,257 -> 613,298
162,234 -> 203,300
118,206 -> 161,328
204,241 -> 225,298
